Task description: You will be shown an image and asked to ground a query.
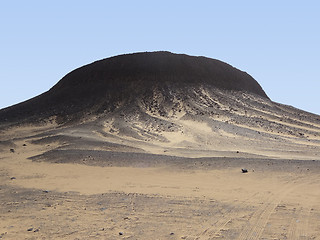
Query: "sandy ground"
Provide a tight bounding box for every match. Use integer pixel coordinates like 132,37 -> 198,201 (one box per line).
1,123 -> 320,240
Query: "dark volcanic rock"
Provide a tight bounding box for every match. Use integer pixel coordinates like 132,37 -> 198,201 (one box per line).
0,51 -> 268,124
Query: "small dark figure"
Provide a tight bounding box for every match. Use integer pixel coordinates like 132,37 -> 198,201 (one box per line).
241,168 -> 248,173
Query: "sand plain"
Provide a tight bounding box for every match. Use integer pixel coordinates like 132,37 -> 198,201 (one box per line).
1,119 -> 320,240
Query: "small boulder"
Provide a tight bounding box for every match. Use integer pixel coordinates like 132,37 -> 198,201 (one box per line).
10,148 -> 15,153
241,168 -> 248,173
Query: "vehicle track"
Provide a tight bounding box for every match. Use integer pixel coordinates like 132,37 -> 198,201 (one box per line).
236,183 -> 298,240
193,209 -> 234,239
191,192 -> 261,239
287,207 -> 311,239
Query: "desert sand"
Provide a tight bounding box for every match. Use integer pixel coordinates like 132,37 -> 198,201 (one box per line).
1,119 -> 320,240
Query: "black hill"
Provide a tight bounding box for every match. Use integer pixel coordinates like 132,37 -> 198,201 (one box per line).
1,51 -> 268,123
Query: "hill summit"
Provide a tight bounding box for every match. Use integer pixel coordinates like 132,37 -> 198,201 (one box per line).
0,51 -> 268,123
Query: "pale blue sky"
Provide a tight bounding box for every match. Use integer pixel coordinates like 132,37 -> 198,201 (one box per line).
1,1 -> 319,114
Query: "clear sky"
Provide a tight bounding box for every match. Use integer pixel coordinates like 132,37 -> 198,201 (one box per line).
1,1 -> 319,114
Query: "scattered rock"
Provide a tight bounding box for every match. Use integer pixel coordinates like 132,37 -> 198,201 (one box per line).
119,232 -> 123,235
241,168 -> 248,173
0,232 -> 8,238
27,228 -> 34,232
33,228 -> 39,232
10,177 -> 16,180
10,148 -> 15,153
23,144 -> 27,146
170,232 -> 175,235
43,190 -> 49,193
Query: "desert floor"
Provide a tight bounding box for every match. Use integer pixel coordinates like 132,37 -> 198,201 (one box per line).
1,125 -> 320,240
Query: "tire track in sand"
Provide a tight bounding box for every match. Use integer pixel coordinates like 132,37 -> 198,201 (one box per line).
287,207 -> 311,240
192,192 -> 261,240
237,184 -> 298,240
193,208 -> 234,239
